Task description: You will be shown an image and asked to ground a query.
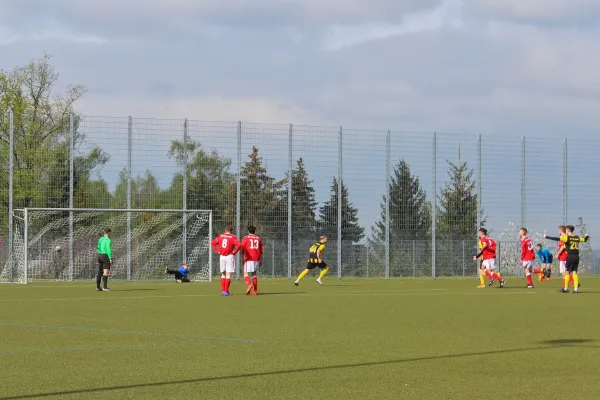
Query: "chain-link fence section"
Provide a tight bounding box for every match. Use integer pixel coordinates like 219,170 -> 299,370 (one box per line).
2,110 -> 598,281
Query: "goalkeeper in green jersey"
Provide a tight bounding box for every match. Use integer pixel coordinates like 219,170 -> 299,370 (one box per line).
96,228 -> 113,292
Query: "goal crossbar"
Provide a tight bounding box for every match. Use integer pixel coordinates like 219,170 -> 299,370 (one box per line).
4,208 -> 213,284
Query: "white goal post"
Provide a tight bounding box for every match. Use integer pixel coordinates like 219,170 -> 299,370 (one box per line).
1,208 -> 213,284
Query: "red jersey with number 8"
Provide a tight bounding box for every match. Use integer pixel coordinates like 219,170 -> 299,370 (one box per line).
480,236 -> 497,260
211,233 -> 240,256
240,234 -> 263,262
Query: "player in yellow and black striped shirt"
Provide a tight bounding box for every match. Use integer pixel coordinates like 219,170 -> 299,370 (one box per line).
294,235 -> 329,286
545,225 -> 590,293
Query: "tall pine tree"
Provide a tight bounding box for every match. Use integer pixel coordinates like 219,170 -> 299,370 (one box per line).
371,160 -> 431,243
240,146 -> 286,238
437,153 -> 481,239
319,177 -> 364,242
370,160 -> 431,275
289,157 -> 317,240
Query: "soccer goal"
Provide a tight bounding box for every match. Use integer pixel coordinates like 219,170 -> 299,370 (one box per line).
0,208 -> 213,284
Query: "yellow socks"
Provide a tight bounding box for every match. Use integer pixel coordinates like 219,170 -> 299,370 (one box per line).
479,275 -> 485,286
563,274 -> 570,289
319,267 -> 329,280
573,273 -> 579,289
297,269 -> 309,282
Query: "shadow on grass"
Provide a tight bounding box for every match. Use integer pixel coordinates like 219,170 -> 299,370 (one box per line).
3,342 -> 591,399
538,339 -> 595,346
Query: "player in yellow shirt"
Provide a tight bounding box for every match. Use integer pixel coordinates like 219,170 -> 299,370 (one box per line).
294,235 -> 329,286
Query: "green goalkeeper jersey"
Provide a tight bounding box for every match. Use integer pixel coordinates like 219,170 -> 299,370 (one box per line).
97,236 -> 112,259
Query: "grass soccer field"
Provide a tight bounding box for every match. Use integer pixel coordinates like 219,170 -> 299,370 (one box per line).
1,278 -> 599,400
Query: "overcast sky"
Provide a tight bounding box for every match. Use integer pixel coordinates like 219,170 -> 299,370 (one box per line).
2,0 -> 600,137
2,0 -> 600,238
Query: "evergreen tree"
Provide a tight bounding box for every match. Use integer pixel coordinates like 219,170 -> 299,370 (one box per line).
437,154 -> 482,239
369,160 -> 431,275
289,157 -> 317,240
371,160 -> 431,243
318,177 -> 364,243
239,146 -> 286,238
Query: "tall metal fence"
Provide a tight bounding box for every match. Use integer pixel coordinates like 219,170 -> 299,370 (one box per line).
1,110 -> 599,280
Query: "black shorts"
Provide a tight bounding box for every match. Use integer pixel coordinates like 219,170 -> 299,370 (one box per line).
98,254 -> 111,271
306,261 -> 327,270
566,254 -> 579,273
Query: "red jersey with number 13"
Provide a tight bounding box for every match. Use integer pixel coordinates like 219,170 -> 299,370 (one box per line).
521,236 -> 535,261
480,236 -> 496,260
240,234 -> 264,262
211,233 -> 240,256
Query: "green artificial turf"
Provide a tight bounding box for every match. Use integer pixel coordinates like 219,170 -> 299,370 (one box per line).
0,277 -> 599,400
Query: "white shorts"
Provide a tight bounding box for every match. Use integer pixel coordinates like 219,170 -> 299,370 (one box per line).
482,259 -> 496,270
220,255 -> 235,273
244,261 -> 260,273
560,261 -> 567,274
522,260 -> 534,269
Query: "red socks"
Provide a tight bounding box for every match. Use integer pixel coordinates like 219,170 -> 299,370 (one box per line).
252,277 -> 258,292
220,278 -> 226,292
569,275 -> 574,284
225,278 -> 231,293
526,274 -> 533,286
244,276 -> 251,286
491,272 -> 503,282
533,269 -> 543,274
485,270 -> 493,280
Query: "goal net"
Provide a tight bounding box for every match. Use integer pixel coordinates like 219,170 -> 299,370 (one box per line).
1,208 -> 212,284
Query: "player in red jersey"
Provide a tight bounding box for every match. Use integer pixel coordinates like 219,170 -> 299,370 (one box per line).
519,227 -> 544,288
211,224 -> 241,296
556,225 -> 576,288
240,225 -> 263,295
473,228 -> 505,288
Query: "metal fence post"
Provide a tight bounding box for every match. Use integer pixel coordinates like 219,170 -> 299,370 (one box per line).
462,240 -> 465,276
413,240 -> 416,277
385,129 -> 391,280
337,126 -> 343,279
236,121 -> 242,280
288,124 -> 293,279
68,114 -> 74,281
208,211 -> 213,282
23,208 -> 28,284
127,116 -> 132,280
8,108 -> 14,281
432,132 -> 437,279
272,241 -> 276,278
521,136 -> 526,228
182,118 -> 188,264
366,245 -> 370,278
497,241 -> 501,275
563,139 -> 568,225
477,134 -> 482,230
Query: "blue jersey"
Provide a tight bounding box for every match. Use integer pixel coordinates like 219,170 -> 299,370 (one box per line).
536,248 -> 553,263
178,265 -> 189,279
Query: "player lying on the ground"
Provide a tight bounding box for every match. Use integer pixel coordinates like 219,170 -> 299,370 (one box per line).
166,264 -> 191,282
545,225 -> 589,293
473,228 -> 505,288
295,234 -> 329,286
535,244 -> 553,281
